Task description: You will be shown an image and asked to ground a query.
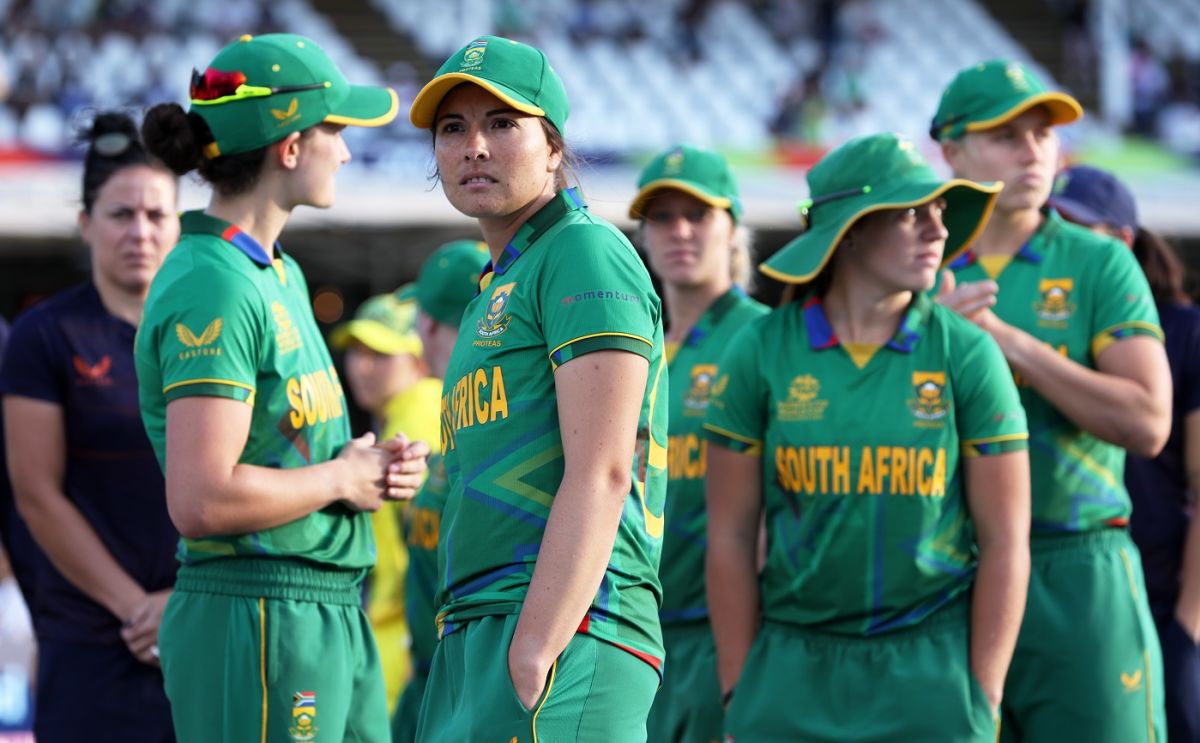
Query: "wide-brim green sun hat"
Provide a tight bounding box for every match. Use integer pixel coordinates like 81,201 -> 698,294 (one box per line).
409,35 -> 569,134
931,59 -> 1082,141
629,144 -> 742,222
760,133 -> 1002,284
188,33 -> 399,159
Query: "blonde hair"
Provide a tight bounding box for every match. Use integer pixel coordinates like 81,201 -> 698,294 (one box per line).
730,223 -> 756,293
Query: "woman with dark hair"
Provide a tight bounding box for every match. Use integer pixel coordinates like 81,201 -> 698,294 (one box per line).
408,35 -> 668,742
705,133 -> 1030,742
135,33 -> 428,741
1051,164 -> 1200,743
0,111 -> 180,742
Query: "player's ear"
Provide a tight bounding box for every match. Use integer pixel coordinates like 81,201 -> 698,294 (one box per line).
940,138 -> 962,170
274,131 -> 304,171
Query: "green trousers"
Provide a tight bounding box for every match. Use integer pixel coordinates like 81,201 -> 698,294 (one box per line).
415,613 -> 659,742
1000,529 -> 1165,743
646,621 -> 723,743
159,558 -> 389,743
725,596 -> 995,742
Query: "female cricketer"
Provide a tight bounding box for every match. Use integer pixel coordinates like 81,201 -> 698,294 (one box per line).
408,35 -> 668,742
630,143 -> 768,743
136,33 -> 427,741
705,132 -> 1031,742
933,59 -> 1171,743
1,111 -> 180,742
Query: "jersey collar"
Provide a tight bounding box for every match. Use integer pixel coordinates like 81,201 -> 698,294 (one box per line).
180,210 -> 280,268
479,188 -> 586,289
680,287 -> 747,348
947,207 -> 1058,269
802,292 -> 931,354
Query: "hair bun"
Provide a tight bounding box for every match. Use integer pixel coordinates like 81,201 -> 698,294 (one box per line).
82,112 -> 142,159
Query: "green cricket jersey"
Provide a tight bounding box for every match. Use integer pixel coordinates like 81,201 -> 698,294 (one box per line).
661,288 -> 768,624
704,293 -> 1027,635
136,211 -> 372,568
946,209 -> 1163,533
435,188 -> 668,672
404,452 -> 447,668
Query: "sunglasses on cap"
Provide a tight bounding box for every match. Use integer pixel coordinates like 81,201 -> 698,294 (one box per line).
189,68 -> 330,106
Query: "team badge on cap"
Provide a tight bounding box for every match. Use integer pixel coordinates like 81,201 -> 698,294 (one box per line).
461,38 -> 488,69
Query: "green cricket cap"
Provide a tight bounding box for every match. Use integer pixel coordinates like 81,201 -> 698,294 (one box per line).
931,59 -> 1082,141
409,35 -> 569,134
761,133 -> 1001,284
629,144 -> 743,222
189,33 -> 399,158
415,239 -> 490,326
330,292 -> 422,356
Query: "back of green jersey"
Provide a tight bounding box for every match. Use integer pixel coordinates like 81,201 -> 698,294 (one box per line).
136,213 -> 373,568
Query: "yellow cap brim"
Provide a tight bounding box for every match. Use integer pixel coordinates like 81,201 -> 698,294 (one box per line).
628,180 -> 733,220
409,73 -> 545,128
964,91 -> 1083,133
330,320 -> 422,356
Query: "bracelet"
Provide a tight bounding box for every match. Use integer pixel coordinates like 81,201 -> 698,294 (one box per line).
721,686 -> 735,707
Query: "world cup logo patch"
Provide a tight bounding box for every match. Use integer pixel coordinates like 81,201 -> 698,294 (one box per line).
1034,278 -> 1075,323
477,282 -> 515,338
777,374 -> 828,421
909,371 -> 949,425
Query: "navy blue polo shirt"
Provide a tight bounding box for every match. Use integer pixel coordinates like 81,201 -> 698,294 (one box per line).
0,283 -> 177,643
1126,301 -> 1200,620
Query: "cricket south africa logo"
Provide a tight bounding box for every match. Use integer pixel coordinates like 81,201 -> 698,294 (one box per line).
289,691 -> 318,741
777,374 -> 829,422
477,282 -> 514,338
176,318 -> 223,359
461,39 -> 488,69
909,371 -> 949,426
1034,278 -> 1075,324
683,363 -> 718,415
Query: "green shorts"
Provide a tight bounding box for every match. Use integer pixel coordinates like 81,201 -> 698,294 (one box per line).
159,558 -> 389,743
390,664 -> 428,743
646,621 -> 723,743
415,613 -> 659,742
726,596 -> 995,743
1000,529 -> 1165,743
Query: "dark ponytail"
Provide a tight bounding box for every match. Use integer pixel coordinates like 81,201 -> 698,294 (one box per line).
142,102 -> 268,197
80,111 -> 159,213
1132,227 -> 1190,305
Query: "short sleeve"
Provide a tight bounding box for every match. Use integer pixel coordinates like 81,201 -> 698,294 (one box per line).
539,224 -> 658,369
146,268 -> 265,403
1089,239 -> 1163,358
0,309 -> 64,405
703,322 -> 768,456
950,321 -> 1028,457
